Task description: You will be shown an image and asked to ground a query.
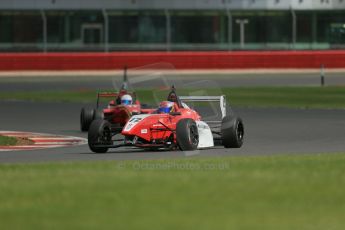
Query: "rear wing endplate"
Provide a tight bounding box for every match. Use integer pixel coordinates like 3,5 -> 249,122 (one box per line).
179,95 -> 227,118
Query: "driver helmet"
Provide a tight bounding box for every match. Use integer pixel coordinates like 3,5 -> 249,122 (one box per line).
121,94 -> 132,105
158,101 -> 175,114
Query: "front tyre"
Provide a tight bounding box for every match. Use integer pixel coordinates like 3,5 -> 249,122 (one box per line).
221,115 -> 244,148
176,119 -> 199,151
88,119 -> 112,153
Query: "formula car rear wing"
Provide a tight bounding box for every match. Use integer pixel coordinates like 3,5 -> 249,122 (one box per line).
179,95 -> 227,119
96,92 -> 118,108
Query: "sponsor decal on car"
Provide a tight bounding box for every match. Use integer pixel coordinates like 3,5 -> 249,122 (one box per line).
141,129 -> 148,134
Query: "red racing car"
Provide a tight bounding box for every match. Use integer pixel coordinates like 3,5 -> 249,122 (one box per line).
88,87 -> 244,153
80,73 -> 153,132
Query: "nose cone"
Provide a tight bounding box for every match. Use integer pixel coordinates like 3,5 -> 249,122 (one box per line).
122,114 -> 169,140
122,114 -> 153,134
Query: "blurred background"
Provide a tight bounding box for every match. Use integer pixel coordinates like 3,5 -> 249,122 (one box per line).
1,0 -> 345,52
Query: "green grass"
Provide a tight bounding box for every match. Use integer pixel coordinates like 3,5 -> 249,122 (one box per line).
1,153 -> 345,230
227,87 -> 345,109
0,135 -> 17,146
1,86 -> 344,109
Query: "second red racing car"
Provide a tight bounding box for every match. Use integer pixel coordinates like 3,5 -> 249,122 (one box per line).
80,70 -> 153,132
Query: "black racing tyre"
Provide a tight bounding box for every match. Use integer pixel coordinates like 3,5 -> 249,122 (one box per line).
88,119 -> 112,153
221,115 -> 244,148
176,119 -> 199,151
93,109 -> 104,120
80,108 -> 94,132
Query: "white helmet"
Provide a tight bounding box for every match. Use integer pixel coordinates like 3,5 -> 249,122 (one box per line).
121,94 -> 132,105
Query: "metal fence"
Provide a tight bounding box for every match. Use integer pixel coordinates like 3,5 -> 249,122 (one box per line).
0,10 -> 344,52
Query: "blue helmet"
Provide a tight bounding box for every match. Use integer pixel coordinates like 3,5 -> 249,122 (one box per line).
158,101 -> 174,113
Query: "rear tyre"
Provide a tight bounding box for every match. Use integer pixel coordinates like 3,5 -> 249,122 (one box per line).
80,108 -> 94,132
176,119 -> 199,151
88,119 -> 112,153
93,109 -> 104,120
221,115 -> 244,148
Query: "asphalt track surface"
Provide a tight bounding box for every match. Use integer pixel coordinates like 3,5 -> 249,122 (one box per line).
1,72 -> 345,92
0,73 -> 344,163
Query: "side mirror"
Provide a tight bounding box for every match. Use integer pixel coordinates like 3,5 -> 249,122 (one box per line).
170,112 -> 181,116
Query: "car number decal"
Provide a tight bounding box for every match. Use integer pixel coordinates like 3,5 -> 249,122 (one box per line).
124,117 -> 143,131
